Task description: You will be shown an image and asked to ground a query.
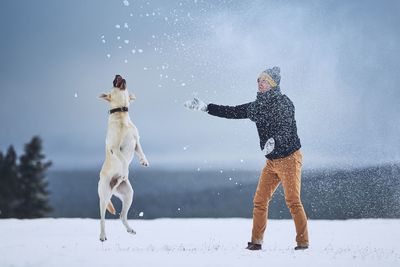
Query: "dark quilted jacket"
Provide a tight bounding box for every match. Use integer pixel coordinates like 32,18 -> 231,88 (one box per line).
207,91 -> 301,160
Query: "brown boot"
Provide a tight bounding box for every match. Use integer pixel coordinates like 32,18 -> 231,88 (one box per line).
246,242 -> 262,250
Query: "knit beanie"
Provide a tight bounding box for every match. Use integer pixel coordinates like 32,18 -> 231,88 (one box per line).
259,66 -> 281,88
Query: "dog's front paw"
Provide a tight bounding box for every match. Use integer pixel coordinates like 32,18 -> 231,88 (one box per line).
140,158 -> 149,167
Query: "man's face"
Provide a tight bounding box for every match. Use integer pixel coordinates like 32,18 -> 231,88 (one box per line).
257,76 -> 272,93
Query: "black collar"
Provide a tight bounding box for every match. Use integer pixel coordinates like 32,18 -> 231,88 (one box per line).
109,107 -> 128,114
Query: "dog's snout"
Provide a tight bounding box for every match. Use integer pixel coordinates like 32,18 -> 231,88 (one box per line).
113,75 -> 126,90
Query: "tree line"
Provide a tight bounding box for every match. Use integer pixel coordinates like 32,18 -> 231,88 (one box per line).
46,165 -> 400,219
0,136 -> 52,218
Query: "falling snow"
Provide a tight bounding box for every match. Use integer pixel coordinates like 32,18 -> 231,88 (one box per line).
123,0 -> 129,7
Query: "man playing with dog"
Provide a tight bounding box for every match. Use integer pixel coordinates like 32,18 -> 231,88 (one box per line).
184,66 -> 309,251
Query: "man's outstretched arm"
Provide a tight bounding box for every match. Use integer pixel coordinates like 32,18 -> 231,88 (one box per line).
207,102 -> 251,119
184,98 -> 251,119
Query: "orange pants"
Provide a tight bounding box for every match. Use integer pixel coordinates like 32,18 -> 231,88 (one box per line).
251,150 -> 309,246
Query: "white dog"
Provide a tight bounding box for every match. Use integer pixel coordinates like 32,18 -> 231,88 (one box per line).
98,75 -> 149,242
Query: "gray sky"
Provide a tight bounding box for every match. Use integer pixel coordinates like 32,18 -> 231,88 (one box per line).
0,0 -> 399,170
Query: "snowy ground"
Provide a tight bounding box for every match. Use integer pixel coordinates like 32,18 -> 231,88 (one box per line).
1,218 -> 399,267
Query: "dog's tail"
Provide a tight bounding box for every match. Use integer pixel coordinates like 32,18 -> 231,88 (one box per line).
106,201 -> 116,215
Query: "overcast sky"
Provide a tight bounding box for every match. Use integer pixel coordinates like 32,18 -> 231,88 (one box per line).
0,0 -> 399,170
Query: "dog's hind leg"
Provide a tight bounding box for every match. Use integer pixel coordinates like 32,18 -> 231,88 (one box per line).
98,179 -> 113,242
116,180 -> 136,234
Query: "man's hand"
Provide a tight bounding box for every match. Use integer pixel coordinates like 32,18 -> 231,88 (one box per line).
263,138 -> 275,155
184,98 -> 208,112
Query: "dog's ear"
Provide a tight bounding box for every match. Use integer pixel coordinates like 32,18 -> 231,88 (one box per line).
129,94 -> 136,101
99,93 -> 111,102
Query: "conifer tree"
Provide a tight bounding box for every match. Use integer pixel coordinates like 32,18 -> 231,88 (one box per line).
0,146 -> 19,218
14,136 -> 52,218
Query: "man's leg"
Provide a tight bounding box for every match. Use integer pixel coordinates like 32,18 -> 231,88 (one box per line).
251,160 -> 280,245
277,150 -> 309,247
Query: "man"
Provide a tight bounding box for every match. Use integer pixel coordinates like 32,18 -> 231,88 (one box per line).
184,66 -> 309,251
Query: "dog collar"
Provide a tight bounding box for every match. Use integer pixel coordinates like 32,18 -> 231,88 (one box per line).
109,107 -> 128,114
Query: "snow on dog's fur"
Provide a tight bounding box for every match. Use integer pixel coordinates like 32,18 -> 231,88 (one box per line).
98,75 -> 149,242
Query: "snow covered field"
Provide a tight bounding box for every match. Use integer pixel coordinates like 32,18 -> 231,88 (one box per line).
1,218 -> 399,267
